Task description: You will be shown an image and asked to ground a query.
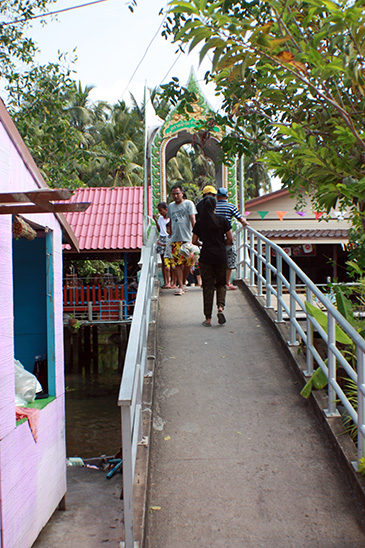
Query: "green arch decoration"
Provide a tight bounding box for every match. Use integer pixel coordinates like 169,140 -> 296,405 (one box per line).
147,69 -> 239,216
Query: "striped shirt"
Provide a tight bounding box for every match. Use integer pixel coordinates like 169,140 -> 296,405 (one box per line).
215,200 -> 242,227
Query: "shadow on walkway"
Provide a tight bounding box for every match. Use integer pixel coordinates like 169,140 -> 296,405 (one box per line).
145,286 -> 365,548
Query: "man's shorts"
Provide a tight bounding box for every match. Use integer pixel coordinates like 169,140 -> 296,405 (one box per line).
226,243 -> 237,270
156,235 -> 168,255
171,241 -> 195,267
164,257 -> 175,268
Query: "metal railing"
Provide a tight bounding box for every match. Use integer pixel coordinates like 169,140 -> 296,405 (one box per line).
236,226 -> 365,465
118,227 -> 158,548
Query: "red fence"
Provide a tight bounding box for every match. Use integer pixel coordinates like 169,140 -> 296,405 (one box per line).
63,278 -> 136,321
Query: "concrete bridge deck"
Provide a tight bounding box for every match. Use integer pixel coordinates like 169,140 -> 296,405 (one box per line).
144,285 -> 365,548
33,283 -> 365,548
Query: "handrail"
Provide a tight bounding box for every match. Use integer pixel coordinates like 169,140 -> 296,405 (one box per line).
118,226 -> 158,548
236,226 -> 365,465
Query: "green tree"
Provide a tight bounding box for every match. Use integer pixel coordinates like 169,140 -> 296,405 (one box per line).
165,0 -> 365,232
0,0 -> 56,84
96,100 -> 144,187
7,62 -> 91,189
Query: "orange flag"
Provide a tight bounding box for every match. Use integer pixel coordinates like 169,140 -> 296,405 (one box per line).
275,211 -> 287,221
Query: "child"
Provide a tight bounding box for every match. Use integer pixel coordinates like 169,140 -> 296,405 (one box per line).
153,202 -> 172,288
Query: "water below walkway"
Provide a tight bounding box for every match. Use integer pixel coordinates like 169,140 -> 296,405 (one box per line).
64,325 -> 127,458
145,285 -> 365,548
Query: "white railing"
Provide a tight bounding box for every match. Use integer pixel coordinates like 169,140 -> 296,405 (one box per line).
236,227 -> 365,465
118,227 -> 158,548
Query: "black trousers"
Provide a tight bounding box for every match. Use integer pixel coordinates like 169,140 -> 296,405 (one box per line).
199,261 -> 227,319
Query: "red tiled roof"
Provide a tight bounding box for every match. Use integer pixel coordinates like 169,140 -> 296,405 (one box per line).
64,187 -> 143,251
261,229 -> 349,240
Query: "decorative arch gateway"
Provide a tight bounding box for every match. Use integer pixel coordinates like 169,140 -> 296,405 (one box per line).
148,70 -> 238,213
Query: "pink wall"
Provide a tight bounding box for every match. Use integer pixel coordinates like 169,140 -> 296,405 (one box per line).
0,118 -> 67,547
0,399 -> 66,548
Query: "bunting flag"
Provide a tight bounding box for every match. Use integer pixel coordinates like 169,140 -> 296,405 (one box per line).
314,211 -> 323,220
258,211 -> 269,219
244,211 -> 251,216
296,211 -> 306,217
275,211 -> 287,221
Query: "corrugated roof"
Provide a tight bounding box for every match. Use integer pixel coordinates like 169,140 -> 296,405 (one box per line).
261,229 -> 348,240
64,187 -> 143,251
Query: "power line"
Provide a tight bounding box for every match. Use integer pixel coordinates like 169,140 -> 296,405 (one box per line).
119,6 -> 168,102
2,0 -> 109,26
158,51 -> 183,87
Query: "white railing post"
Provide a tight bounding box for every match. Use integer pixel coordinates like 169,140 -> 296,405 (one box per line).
276,253 -> 283,323
304,287 -> 314,377
249,231 -> 255,287
257,238 -> 263,296
357,346 -> 365,461
288,267 -> 297,345
121,405 -> 134,548
243,228 -> 248,280
265,244 -> 272,309
325,313 -> 339,417
236,230 -> 242,280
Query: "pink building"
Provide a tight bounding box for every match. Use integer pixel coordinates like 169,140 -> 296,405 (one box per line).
0,100 -> 78,547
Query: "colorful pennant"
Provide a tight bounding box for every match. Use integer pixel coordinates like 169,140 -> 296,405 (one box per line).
244,211 -> 251,216
258,211 -> 269,219
296,211 -> 306,217
314,211 -> 323,220
275,211 -> 287,221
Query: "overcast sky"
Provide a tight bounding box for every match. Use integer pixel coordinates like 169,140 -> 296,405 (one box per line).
27,0 -> 221,108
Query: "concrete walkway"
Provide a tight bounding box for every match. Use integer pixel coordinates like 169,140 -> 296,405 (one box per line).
145,285 -> 365,548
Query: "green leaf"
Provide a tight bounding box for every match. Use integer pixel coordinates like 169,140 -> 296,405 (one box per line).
300,367 -> 328,398
305,301 -> 353,345
188,28 -> 211,53
199,38 -> 225,63
335,289 -> 355,324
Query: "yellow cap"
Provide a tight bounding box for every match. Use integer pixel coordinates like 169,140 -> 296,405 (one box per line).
202,185 -> 217,195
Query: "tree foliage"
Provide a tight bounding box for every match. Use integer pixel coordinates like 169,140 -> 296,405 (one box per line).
6,62 -> 145,189
165,0 -> 365,231
0,0 -> 56,83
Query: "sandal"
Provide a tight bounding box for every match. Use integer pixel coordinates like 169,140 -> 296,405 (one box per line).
217,311 -> 226,325
174,288 -> 184,296
202,320 -> 212,327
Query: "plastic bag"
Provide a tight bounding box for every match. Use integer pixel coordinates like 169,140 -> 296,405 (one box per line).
14,359 -> 43,403
179,243 -> 200,260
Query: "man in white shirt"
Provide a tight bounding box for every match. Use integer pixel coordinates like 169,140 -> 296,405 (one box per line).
167,184 -> 197,295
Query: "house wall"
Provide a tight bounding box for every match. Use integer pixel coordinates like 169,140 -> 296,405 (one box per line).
0,119 -> 66,547
242,190 -> 351,283
245,190 -> 350,239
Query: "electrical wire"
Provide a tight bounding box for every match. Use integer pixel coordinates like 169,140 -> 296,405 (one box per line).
4,0 -> 219,184
119,3 -> 168,102
2,0 -> 109,26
